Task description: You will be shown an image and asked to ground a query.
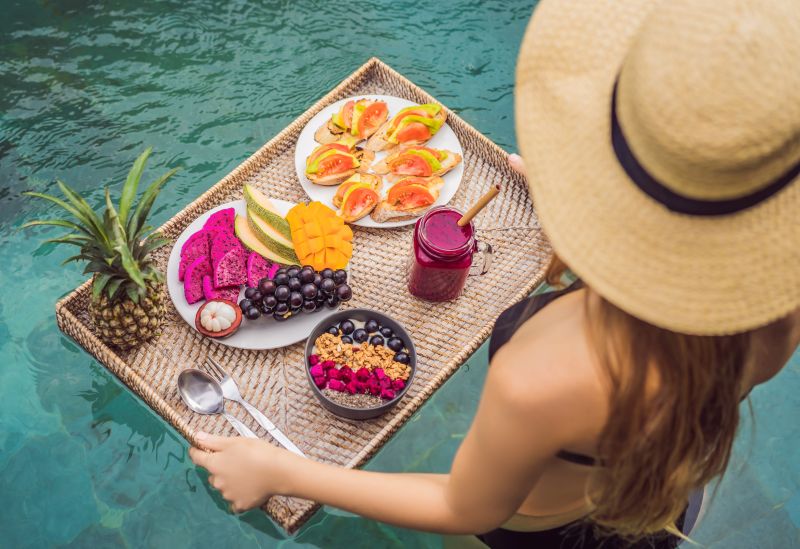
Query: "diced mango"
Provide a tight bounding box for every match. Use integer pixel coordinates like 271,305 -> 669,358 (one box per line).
287,201 -> 353,270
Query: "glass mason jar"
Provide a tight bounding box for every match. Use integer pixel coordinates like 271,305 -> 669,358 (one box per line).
407,206 -> 492,301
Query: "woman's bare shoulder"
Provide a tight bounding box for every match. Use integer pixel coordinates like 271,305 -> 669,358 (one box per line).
487,289 -> 610,444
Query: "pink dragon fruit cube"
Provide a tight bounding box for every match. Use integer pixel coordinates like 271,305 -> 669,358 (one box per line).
313,376 -> 327,389
355,367 -> 370,382
380,388 -> 396,400
308,354 -> 320,366
392,379 -> 405,391
328,379 -> 346,392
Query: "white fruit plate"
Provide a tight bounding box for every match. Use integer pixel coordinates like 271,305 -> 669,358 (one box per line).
166,199 -> 345,350
295,94 -> 464,229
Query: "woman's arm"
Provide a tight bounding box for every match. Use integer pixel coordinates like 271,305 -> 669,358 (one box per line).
190,340 -> 588,534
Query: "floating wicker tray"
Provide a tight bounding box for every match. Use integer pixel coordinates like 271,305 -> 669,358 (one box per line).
55,58 -> 550,533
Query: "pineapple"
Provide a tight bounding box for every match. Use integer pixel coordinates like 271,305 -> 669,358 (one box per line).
25,148 -> 178,350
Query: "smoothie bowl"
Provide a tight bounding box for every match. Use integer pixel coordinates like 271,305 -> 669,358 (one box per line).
304,309 -> 416,420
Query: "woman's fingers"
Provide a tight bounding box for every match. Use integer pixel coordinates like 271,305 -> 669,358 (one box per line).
508,153 -> 527,176
189,446 -> 214,469
196,431 -> 234,451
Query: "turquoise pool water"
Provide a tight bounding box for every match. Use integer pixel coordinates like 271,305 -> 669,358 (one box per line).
2,1 -> 798,547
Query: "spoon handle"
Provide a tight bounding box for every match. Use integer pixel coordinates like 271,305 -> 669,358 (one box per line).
223,412 -> 259,438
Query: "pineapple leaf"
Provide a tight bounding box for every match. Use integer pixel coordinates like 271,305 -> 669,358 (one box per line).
83,259 -> 112,275
115,242 -> 146,289
56,181 -> 111,248
45,234 -> 91,247
106,277 -> 124,300
140,234 -> 169,256
21,219 -> 93,237
62,253 -> 91,266
127,167 -> 179,238
125,285 -> 141,304
23,192 -> 104,243
119,147 -> 151,227
92,273 -> 112,302
104,187 -> 126,243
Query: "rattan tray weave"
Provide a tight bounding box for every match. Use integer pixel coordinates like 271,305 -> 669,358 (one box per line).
55,58 -> 551,533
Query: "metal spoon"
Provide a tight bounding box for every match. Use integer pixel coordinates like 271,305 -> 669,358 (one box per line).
177,369 -> 258,439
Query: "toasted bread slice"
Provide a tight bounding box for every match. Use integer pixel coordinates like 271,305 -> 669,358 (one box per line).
306,169 -> 357,186
315,99 -> 388,144
373,147 -> 462,178
333,173 -> 382,208
365,109 -> 447,152
370,176 -> 445,223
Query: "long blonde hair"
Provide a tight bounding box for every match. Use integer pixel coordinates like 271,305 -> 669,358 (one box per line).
545,255 -> 751,539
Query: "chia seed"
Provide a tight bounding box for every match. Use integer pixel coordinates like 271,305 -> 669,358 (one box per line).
322,388 -> 384,409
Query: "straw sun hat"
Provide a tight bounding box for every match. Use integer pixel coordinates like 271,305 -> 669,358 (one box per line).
515,0 -> 800,335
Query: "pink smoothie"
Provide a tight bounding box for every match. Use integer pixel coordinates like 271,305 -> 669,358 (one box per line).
408,207 -> 475,301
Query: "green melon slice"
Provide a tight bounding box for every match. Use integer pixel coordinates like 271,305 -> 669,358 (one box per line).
243,185 -> 292,241
234,215 -> 298,266
247,208 -> 298,263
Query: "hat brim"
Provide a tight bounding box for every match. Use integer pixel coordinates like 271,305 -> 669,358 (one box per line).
515,0 -> 800,335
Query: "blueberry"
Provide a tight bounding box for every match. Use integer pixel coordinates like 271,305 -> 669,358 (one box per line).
387,337 -> 404,352
364,319 -> 379,333
370,335 -> 384,346
379,326 -> 394,339
339,320 -> 355,335
394,352 -> 410,365
352,328 -> 368,343
327,326 -> 339,336
341,336 -> 353,344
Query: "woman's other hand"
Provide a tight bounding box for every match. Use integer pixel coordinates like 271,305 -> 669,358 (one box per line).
508,153 -> 527,177
189,432 -> 291,513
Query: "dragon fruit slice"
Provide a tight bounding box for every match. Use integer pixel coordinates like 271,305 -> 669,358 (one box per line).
178,230 -> 210,281
183,255 -> 212,304
246,251 -> 277,287
202,275 -> 241,302
203,208 -> 235,234
210,230 -> 242,264
213,245 -> 247,288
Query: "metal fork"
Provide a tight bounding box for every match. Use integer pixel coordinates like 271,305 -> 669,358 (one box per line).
203,357 -> 305,457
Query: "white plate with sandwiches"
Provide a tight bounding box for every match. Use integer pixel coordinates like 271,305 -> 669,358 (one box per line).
295,94 -> 465,228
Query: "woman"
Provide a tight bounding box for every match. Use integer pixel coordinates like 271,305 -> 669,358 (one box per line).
190,0 -> 800,546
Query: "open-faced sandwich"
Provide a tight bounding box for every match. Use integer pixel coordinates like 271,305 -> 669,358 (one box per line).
370,176 -> 444,223
371,146 -> 462,179
305,136 -> 374,185
315,98 -> 389,144
333,173 -> 383,223
365,104 -> 446,152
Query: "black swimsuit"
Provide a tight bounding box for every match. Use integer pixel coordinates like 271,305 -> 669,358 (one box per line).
477,283 -> 686,548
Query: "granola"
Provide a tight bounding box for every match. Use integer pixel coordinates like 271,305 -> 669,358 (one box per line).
314,333 -> 411,381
